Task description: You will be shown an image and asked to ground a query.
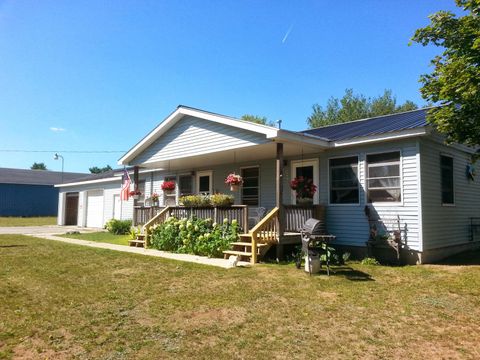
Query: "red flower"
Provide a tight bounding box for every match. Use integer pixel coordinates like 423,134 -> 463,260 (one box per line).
161,181 -> 176,191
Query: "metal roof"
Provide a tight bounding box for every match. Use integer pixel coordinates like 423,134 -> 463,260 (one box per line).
301,108 -> 429,141
0,168 -> 88,186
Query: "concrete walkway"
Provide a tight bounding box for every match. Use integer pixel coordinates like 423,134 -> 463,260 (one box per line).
29,233 -> 251,269
0,225 -> 101,235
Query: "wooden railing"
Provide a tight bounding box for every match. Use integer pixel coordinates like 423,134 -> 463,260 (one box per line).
143,207 -> 171,247
284,204 -> 326,232
250,207 -> 279,264
133,206 -> 164,226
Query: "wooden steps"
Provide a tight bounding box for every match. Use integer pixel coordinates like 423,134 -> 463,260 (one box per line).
223,234 -> 272,262
129,234 -> 145,247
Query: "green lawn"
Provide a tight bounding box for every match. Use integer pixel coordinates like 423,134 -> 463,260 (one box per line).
59,231 -> 130,246
0,216 -> 57,227
1,235 -> 479,359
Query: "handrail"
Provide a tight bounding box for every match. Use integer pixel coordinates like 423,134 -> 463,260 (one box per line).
250,207 -> 279,264
143,206 -> 171,248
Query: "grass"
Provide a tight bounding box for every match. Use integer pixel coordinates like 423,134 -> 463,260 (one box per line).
59,231 -> 131,246
0,216 -> 57,227
1,235 -> 479,359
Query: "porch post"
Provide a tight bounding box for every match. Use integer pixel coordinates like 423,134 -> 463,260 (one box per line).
276,142 -> 285,260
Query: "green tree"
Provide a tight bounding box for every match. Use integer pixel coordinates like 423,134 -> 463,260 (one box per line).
31,162 -> 47,170
89,165 -> 113,174
307,89 -> 418,128
241,114 -> 276,127
411,0 -> 480,149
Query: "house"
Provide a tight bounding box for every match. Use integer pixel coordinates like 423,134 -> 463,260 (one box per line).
56,105 -> 480,263
0,168 -> 86,217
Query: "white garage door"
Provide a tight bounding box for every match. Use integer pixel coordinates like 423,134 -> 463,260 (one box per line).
86,190 -> 104,228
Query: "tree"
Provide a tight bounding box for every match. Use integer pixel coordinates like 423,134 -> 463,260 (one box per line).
411,0 -> 480,149
307,89 -> 418,128
241,114 -> 276,127
31,162 -> 47,170
89,165 -> 113,174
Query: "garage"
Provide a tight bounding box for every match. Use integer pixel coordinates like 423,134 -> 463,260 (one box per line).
86,190 -> 104,228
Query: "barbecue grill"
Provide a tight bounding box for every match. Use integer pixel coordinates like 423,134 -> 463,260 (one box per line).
300,218 -> 335,275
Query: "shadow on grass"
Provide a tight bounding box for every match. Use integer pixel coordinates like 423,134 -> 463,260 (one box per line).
0,245 -> 27,248
436,249 -> 480,266
330,266 -> 374,281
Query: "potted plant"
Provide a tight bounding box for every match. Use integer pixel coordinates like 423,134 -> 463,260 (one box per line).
290,176 -> 317,204
151,192 -> 159,206
161,180 -> 176,194
225,173 -> 243,192
129,190 -> 142,200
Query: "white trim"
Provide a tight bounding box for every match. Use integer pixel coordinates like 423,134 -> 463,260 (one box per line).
118,106 -> 279,165
332,128 -> 428,148
327,155 -> 361,206
54,176 -> 119,188
365,150 -> 403,206
290,159 -> 319,205
196,170 -> 213,195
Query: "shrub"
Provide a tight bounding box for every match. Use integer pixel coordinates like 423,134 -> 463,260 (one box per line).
210,194 -> 234,207
105,219 -> 132,235
149,216 -> 239,257
361,257 -> 380,266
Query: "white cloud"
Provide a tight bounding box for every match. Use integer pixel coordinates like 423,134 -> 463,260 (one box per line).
50,127 -> 66,132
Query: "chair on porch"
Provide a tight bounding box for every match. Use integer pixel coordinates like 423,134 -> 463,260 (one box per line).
248,207 -> 267,230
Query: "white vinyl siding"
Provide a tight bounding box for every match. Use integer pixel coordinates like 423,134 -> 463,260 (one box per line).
420,138 -> 480,250
130,116 -> 269,166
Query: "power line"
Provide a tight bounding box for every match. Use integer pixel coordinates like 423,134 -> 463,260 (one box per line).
0,149 -> 126,153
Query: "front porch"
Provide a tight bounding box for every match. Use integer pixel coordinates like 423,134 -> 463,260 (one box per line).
132,203 -> 326,263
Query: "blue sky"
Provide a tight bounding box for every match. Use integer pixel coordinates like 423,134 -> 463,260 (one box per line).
0,0 -> 457,173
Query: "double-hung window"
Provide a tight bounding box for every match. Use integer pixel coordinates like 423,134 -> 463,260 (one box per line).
241,167 -> 259,206
366,152 -> 401,203
440,155 -> 454,205
179,175 -> 193,197
329,156 -> 359,204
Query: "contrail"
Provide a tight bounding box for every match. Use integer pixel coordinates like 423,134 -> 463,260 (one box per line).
282,23 -> 294,44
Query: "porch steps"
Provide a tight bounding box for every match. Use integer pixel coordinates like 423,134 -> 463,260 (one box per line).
129,234 -> 146,247
223,236 -> 272,262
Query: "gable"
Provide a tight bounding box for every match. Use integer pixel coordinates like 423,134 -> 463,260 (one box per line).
130,116 -> 270,165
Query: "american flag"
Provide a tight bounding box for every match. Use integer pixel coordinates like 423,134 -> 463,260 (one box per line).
121,168 -> 131,201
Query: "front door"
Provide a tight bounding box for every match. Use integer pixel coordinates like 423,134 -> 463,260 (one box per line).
291,159 -> 319,204
65,192 -> 79,225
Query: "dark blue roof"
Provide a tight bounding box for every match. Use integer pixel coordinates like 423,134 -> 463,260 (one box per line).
301,108 -> 429,141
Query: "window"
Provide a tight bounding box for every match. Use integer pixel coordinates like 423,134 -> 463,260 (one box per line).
329,156 -> 359,204
366,152 -> 401,203
241,167 -> 259,206
137,180 -> 146,205
441,155 -> 454,204
196,171 -> 212,195
179,175 -> 193,196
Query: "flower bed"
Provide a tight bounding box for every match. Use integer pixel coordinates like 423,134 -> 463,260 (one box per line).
149,216 -> 239,257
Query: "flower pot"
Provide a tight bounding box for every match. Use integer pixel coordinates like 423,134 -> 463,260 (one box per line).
132,195 -> 139,200
152,201 -> 159,207
296,197 -> 313,205
164,189 -> 174,195
230,184 -> 239,192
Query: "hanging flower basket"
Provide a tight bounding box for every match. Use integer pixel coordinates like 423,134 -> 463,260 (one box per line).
225,173 -> 243,192
161,181 -> 176,194
290,176 -> 317,204
151,192 -> 159,206
129,190 -> 142,200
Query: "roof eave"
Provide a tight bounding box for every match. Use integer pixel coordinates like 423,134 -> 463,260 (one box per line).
331,127 -> 429,147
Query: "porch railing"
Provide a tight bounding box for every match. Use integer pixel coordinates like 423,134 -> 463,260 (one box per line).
133,206 -> 164,226
284,204 -> 326,232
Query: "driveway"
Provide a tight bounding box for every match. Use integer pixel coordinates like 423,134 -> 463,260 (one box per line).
0,226 -> 102,235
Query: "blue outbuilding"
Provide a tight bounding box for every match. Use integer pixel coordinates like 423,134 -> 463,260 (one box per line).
0,168 -> 86,217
